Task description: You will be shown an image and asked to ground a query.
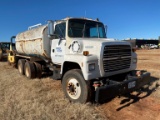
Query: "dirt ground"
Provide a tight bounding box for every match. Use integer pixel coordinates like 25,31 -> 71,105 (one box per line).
0,49 -> 160,120
99,49 -> 160,120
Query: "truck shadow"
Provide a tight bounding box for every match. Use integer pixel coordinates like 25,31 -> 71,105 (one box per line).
116,76 -> 159,111
96,76 -> 159,110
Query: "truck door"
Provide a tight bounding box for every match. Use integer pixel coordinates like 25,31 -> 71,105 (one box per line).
51,22 -> 66,64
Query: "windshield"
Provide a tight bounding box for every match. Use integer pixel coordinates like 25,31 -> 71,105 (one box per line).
68,19 -> 106,38
0,43 -> 10,50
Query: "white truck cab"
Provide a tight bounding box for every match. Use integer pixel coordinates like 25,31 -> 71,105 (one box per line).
48,18 -> 136,79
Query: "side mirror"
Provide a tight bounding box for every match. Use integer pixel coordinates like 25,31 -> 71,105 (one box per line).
47,20 -> 54,38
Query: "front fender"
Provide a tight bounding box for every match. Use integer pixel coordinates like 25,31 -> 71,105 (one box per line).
63,54 -> 101,80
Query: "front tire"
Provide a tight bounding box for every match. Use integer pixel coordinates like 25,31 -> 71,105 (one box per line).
62,69 -> 92,103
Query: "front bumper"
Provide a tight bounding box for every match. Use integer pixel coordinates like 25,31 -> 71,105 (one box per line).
95,71 -> 150,102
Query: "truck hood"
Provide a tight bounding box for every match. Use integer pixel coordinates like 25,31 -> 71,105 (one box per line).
72,38 -> 131,56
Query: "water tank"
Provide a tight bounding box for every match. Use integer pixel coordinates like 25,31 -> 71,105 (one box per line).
16,25 -> 51,59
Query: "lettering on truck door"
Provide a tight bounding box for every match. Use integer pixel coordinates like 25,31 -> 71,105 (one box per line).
51,22 -> 66,64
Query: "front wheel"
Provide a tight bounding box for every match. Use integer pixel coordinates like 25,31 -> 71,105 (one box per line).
62,69 -> 92,103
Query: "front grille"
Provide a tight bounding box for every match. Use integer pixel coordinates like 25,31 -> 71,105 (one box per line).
103,45 -> 131,72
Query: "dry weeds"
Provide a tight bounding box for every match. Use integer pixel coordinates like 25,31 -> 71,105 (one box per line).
0,62 -> 105,120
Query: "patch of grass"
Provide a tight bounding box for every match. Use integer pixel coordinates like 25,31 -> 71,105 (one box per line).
0,63 -> 106,120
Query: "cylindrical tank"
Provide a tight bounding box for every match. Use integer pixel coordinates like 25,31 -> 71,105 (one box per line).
16,25 -> 51,59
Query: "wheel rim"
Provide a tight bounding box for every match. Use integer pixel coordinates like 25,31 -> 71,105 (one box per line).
18,64 -> 22,74
25,66 -> 29,77
67,78 -> 81,99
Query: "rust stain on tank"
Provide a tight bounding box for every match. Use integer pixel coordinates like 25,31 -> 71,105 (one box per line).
19,41 -> 26,53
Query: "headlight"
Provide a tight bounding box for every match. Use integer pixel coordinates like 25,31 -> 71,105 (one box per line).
89,63 -> 95,71
132,58 -> 137,63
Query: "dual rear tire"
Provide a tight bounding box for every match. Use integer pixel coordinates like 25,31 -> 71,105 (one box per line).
18,59 -> 25,75
18,59 -> 42,79
24,61 -> 36,79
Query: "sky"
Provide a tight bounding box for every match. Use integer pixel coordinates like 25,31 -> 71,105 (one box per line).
0,0 -> 160,41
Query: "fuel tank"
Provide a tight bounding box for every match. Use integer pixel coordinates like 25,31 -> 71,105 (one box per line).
16,25 -> 51,59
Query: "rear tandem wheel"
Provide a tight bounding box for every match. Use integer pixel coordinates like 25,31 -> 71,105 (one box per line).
18,59 -> 26,75
24,61 -> 36,79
